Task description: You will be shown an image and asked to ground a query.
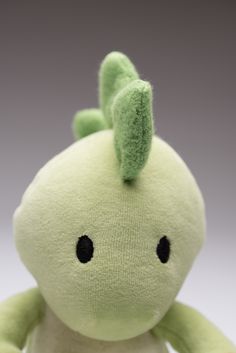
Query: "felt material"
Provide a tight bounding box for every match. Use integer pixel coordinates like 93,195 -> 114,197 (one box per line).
99,51 -> 139,128
113,79 -> 153,180
0,288 -> 44,352
153,301 -> 236,353
72,109 -> 107,139
14,130 -> 205,341
27,304 -> 169,353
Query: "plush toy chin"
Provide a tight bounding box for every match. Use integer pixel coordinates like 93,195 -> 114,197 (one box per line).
56,310 -> 161,341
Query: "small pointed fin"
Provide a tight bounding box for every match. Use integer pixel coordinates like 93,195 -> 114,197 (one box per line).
113,80 -> 154,181
72,109 -> 107,139
99,52 -> 139,128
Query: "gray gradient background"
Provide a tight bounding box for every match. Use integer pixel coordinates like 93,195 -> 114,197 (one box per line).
0,0 -> 235,350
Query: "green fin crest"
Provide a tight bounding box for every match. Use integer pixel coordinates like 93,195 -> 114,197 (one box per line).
72,52 -> 154,180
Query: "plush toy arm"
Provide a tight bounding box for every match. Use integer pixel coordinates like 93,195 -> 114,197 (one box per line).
152,301 -> 236,353
0,288 -> 44,353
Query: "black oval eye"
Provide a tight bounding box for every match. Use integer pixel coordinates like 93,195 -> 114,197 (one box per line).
76,235 -> 94,263
156,236 -> 170,263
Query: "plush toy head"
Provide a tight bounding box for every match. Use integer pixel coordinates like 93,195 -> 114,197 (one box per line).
14,52 -> 205,341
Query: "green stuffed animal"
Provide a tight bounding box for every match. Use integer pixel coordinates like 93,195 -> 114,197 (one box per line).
0,52 -> 235,353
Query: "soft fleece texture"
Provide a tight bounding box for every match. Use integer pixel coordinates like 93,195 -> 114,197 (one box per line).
73,109 -> 107,139
99,52 -> 139,128
14,131 -> 205,342
153,302 -> 236,353
73,51 -> 153,180
113,79 -> 153,180
27,304 -> 168,353
0,51 -> 234,353
0,289 -> 43,353
0,290 -> 235,353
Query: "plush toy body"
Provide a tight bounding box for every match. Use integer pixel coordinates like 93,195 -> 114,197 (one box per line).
0,52 -> 235,353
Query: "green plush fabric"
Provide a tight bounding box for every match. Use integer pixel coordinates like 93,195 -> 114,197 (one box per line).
99,51 -> 139,128
14,131 -> 205,341
113,79 -> 153,180
74,51 -> 153,180
0,51 -> 234,353
72,109 -> 107,139
0,288 -> 44,352
153,301 -> 236,353
27,304 -> 169,353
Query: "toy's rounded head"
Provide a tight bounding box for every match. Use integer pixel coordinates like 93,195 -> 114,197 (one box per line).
14,52 -> 205,341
